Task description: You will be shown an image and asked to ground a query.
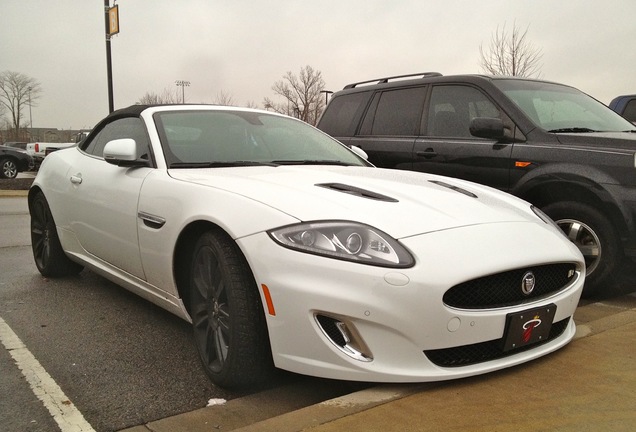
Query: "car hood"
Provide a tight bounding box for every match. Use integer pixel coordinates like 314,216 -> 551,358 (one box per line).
555,131 -> 636,153
168,166 -> 538,238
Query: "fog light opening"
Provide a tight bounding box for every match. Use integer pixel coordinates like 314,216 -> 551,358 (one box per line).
315,314 -> 373,362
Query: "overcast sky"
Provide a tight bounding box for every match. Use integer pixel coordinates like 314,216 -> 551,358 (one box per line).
2,0 -> 635,130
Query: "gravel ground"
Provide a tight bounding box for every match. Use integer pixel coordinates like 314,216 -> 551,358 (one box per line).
0,178 -> 34,190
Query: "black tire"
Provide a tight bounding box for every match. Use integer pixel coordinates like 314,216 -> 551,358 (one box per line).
542,201 -> 621,297
30,192 -> 84,277
189,229 -> 272,388
1,157 -> 18,179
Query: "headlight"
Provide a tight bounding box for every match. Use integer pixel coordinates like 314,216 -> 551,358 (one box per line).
268,221 -> 415,268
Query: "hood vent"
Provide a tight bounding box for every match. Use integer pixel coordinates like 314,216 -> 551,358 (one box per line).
428,180 -> 478,198
316,183 -> 399,202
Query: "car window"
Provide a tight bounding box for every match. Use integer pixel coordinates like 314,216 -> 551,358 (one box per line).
622,99 -> 636,123
82,117 -> 151,159
360,87 -> 427,136
317,92 -> 370,136
426,85 -> 500,137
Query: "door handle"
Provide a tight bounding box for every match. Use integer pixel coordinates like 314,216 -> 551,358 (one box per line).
70,174 -> 83,184
416,148 -> 437,159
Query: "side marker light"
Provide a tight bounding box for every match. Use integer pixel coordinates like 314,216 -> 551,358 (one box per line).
515,161 -> 532,168
261,284 -> 276,316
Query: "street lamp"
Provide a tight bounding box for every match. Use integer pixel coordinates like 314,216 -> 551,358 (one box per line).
320,90 -> 333,105
175,80 -> 190,104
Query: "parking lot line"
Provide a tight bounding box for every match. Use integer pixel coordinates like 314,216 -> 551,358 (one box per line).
0,316 -> 95,432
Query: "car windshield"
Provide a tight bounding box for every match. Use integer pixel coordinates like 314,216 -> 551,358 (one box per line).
154,110 -> 369,168
493,79 -> 636,133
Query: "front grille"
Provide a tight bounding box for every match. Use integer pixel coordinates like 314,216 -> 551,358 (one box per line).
443,263 -> 576,309
424,318 -> 570,367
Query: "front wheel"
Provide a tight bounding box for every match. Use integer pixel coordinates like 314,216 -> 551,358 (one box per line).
30,192 -> 84,277
0,158 -> 18,179
188,229 -> 272,388
542,201 -> 621,297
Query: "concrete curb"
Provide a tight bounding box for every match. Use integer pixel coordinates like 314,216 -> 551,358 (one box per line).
118,383 -> 426,432
0,190 -> 28,197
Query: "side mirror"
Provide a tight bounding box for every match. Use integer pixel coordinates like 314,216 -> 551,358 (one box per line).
350,145 -> 369,160
103,139 -> 148,167
469,117 -> 505,140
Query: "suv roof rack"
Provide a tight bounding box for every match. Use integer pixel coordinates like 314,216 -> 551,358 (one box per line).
343,72 -> 443,89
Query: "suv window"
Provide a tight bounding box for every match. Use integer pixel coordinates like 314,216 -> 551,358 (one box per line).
82,117 -> 150,159
318,92 -> 369,137
426,85 -> 499,137
622,99 -> 636,123
361,87 -> 427,136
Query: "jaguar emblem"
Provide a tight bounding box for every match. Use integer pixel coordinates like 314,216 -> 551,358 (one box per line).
521,271 -> 536,295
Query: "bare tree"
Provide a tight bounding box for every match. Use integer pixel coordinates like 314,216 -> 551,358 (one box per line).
263,65 -> 326,125
212,90 -> 235,106
479,22 -> 543,77
0,71 -> 42,139
138,87 -> 180,105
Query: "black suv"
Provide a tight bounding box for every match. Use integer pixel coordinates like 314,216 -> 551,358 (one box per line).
317,72 -> 636,296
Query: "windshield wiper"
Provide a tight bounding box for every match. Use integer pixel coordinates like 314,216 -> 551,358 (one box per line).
271,160 -> 356,166
170,161 -> 279,168
547,127 -> 598,133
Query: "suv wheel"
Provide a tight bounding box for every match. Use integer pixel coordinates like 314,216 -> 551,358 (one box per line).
542,201 -> 621,297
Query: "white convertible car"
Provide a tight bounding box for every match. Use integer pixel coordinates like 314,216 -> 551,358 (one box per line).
29,105 -> 585,388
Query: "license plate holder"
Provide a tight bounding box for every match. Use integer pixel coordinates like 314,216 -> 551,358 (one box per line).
502,304 -> 557,352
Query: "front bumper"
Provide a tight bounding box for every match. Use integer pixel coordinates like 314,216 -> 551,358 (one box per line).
239,221 -> 585,382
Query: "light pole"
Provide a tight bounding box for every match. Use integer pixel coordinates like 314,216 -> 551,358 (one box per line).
28,86 -> 33,130
175,80 -> 190,104
104,0 -> 115,113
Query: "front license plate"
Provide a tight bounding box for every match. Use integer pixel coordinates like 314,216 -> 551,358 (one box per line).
502,304 -> 557,352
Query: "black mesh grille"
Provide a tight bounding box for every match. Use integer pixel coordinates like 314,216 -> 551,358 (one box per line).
424,318 -> 570,367
316,315 -> 346,347
443,263 -> 576,309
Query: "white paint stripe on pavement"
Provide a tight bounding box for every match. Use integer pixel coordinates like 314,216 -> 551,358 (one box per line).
0,316 -> 95,432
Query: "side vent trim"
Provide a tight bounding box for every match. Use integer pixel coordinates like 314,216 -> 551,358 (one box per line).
428,180 -> 478,198
316,183 -> 399,202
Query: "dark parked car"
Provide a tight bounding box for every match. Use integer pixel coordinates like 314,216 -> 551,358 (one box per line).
3,141 -> 28,150
0,144 -> 34,179
317,72 -> 636,296
609,94 -> 636,123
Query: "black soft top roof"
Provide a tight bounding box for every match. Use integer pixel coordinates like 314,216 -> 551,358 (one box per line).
105,104 -> 151,120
